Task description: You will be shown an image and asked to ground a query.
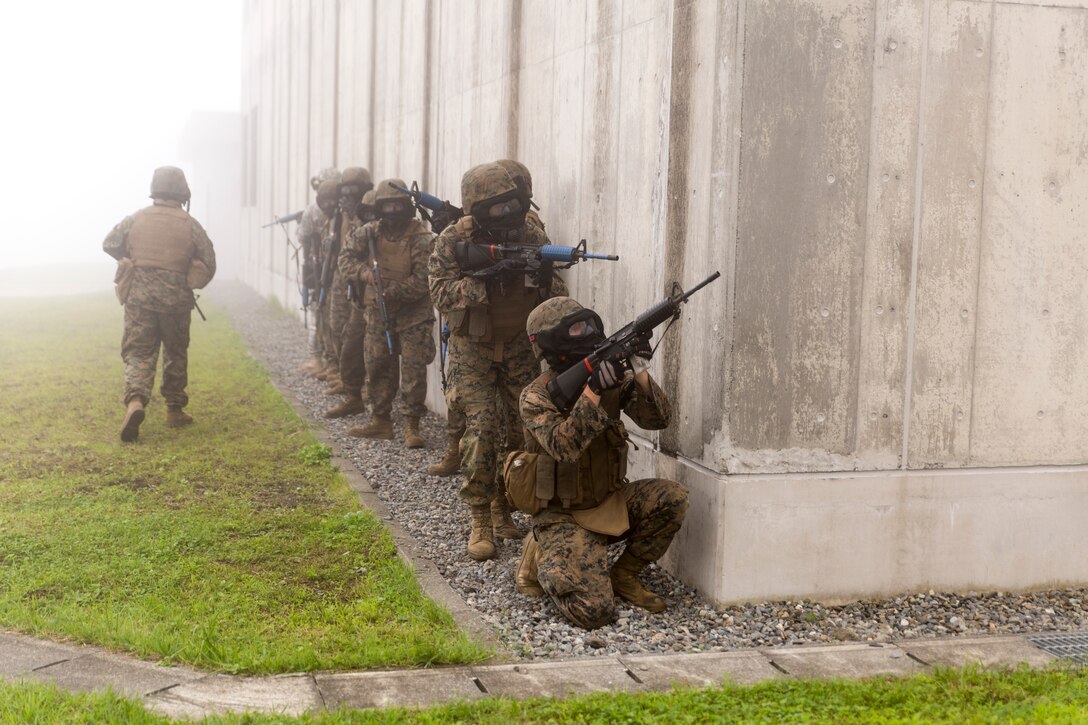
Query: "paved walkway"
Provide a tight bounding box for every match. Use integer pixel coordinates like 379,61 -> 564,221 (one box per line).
0,629 -> 1065,718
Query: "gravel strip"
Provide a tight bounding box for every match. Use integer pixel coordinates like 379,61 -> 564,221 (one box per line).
210,281 -> 1088,659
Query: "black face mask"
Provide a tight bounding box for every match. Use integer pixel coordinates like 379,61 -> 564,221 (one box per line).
359,206 -> 377,224
318,200 -> 337,218
533,308 -> 606,371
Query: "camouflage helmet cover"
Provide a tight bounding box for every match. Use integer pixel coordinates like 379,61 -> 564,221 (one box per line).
340,167 -> 373,192
374,178 -> 408,204
460,162 -> 518,216
496,158 -> 533,197
149,166 -> 191,202
361,189 -> 376,207
310,167 -> 340,191
526,296 -> 587,360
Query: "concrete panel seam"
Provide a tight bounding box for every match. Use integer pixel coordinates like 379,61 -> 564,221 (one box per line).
900,0 -> 935,469
966,0 -> 999,462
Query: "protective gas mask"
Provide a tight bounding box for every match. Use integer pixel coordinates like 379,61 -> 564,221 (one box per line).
472,190 -> 528,244
536,308 -> 606,371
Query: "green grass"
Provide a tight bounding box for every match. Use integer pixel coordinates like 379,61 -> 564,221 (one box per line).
0,293 -> 486,673
1,665 -> 1086,723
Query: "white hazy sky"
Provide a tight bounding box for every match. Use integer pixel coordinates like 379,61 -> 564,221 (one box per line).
0,1 -> 241,271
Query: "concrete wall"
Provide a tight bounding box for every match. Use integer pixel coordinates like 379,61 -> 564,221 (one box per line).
241,0 -> 1088,603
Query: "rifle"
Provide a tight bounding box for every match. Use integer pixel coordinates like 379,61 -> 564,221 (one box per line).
546,271 -> 721,413
439,317 -> 450,392
390,181 -> 463,233
366,226 -> 396,355
193,295 -> 207,322
455,239 -> 618,273
261,210 -> 304,228
318,210 -> 342,305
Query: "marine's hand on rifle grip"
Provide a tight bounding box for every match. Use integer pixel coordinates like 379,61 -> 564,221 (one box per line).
586,360 -> 622,395
631,332 -> 654,361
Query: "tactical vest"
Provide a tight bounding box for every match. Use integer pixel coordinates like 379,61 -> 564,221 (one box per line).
448,217 -> 543,348
363,230 -> 413,307
128,205 -> 194,274
534,388 -> 629,511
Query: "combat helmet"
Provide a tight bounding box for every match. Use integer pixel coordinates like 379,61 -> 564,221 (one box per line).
526,297 -> 605,370
310,167 -> 340,192
316,178 -> 340,216
460,163 -> 519,217
149,166 -> 191,202
496,159 -> 534,198
373,178 -> 415,220
340,167 -> 373,195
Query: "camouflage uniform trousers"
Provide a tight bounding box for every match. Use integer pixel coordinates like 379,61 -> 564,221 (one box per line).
121,304 -> 192,408
325,268 -> 351,365
364,311 -> 436,418
337,303 -> 368,396
447,334 -> 536,507
534,478 -> 689,630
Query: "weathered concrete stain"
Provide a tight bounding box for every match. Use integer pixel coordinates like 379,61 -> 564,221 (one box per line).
731,0 -> 874,456
907,0 -> 993,467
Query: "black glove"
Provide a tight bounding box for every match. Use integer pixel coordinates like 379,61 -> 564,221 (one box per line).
631,332 -> 654,360
586,360 -> 622,394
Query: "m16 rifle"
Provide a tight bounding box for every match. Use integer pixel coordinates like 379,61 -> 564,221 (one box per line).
546,271 -> 721,413
366,226 -> 395,355
390,181 -> 463,234
454,239 -> 619,293
261,210 -> 304,228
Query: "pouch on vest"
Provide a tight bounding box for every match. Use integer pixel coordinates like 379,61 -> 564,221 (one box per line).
571,489 -> 630,537
186,259 -> 213,289
504,450 -> 555,515
114,258 -> 134,305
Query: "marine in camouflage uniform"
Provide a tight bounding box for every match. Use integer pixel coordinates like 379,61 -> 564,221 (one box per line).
341,179 -> 436,447
514,297 -> 688,629
428,160 -> 542,478
103,166 -> 216,443
429,162 -> 568,561
298,168 -> 341,378
323,168 -> 375,417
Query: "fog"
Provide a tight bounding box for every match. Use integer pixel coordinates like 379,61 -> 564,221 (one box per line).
0,1 -> 241,288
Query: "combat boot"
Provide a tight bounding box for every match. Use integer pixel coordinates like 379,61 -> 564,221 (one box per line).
515,531 -> 544,596
609,550 -> 666,613
348,414 -> 394,439
467,504 -> 496,561
324,375 -> 345,396
301,356 -> 324,376
491,495 -> 520,540
404,417 -> 425,449
119,400 -> 145,443
315,360 -> 336,381
426,437 -> 461,476
166,405 -> 193,428
323,392 -> 366,419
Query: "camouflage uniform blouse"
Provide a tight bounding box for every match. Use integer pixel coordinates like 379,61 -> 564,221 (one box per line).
102,201 -> 216,313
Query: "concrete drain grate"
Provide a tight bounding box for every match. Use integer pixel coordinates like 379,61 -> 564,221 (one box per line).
1027,632 -> 1088,664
